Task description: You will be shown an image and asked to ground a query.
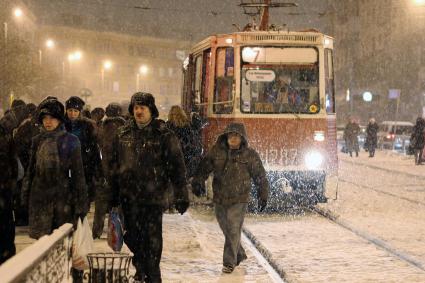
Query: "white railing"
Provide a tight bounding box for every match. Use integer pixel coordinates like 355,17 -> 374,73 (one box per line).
0,223 -> 73,283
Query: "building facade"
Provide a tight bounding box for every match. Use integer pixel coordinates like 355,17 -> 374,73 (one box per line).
37,26 -> 190,116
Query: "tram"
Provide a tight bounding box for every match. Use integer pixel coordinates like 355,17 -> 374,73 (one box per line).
182,1 -> 338,211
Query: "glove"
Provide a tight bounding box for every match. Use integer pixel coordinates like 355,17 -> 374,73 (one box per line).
258,199 -> 267,212
175,200 -> 190,215
191,181 -> 206,197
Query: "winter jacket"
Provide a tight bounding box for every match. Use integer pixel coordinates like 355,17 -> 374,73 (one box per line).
111,118 -> 189,208
65,117 -> 102,181
166,122 -> 202,178
13,117 -> 41,170
365,122 -> 379,148
344,122 -> 360,152
192,123 -> 269,205
410,118 -> 425,150
24,125 -> 88,239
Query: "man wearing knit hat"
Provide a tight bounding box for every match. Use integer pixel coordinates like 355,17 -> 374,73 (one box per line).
110,92 -> 189,283
64,96 -> 102,203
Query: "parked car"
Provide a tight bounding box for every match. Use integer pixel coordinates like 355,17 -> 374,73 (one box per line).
377,121 -> 413,151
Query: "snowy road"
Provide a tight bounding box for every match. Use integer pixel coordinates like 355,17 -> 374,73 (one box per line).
242,152 -> 425,282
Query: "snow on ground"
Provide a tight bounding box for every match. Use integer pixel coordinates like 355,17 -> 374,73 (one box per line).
244,213 -> 425,283
93,208 -> 273,283
242,150 -> 425,282
339,149 -> 425,177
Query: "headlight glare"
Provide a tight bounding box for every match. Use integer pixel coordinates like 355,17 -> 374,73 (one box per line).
305,151 -> 324,169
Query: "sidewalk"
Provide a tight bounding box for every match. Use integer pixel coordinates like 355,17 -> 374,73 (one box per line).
14,208 -> 273,283
338,150 -> 425,178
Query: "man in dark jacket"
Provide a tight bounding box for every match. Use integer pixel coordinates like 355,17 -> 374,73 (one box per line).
111,92 -> 189,283
92,103 -> 125,238
365,118 -> 379,157
192,122 -> 269,273
65,96 -> 102,202
0,103 -> 29,264
23,98 -> 88,239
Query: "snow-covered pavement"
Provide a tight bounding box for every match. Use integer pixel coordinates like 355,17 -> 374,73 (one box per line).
242,151 -> 425,282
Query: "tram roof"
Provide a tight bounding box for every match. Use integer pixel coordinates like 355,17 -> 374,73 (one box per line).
190,30 -> 333,54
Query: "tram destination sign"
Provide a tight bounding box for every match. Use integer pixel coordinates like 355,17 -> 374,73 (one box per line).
246,70 -> 276,82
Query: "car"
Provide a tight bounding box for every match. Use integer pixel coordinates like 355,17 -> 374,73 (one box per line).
377,121 -> 413,151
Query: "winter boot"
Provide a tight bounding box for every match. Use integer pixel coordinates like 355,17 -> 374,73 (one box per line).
222,265 -> 234,273
355,151 -> 359,157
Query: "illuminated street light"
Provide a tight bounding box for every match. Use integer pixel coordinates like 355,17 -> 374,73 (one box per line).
14,8 -> 23,18
363,91 -> 373,102
414,0 -> 425,6
68,51 -> 82,62
103,60 -> 113,70
102,60 -> 113,92
45,39 -> 55,49
139,65 -> 148,75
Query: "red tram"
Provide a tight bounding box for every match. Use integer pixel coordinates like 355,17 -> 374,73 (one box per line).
181,3 -> 338,210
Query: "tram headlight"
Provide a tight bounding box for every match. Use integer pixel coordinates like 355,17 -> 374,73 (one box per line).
305,151 -> 324,169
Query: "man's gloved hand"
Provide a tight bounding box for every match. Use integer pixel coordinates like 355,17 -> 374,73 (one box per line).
175,200 -> 190,215
258,199 -> 267,212
191,181 -> 206,197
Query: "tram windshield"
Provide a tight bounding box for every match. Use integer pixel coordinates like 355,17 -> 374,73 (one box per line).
240,47 -> 320,114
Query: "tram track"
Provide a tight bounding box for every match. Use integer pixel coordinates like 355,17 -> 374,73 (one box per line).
311,206 -> 425,273
338,178 -> 425,207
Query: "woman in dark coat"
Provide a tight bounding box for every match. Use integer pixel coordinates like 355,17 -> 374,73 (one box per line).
166,106 -> 202,178
24,99 -> 88,239
365,118 -> 379,157
410,117 -> 425,165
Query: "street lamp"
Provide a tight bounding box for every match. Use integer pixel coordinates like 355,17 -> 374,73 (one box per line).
101,60 -> 113,92
137,65 -> 149,91
39,39 -> 55,65
14,8 -> 23,18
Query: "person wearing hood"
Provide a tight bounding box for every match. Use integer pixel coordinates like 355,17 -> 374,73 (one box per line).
64,96 -> 102,203
23,98 -> 88,239
0,102 -> 29,264
92,103 -> 125,238
191,122 -> 269,274
110,92 -> 189,283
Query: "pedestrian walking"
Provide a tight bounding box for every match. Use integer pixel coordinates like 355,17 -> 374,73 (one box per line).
23,98 -> 88,239
191,122 -> 269,273
92,103 -> 125,238
0,102 -> 29,264
110,92 -> 190,282
410,117 -> 425,165
91,107 -> 105,128
64,96 -> 102,202
344,118 -> 360,157
365,118 -> 379,157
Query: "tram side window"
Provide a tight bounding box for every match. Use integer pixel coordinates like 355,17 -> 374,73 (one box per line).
325,49 -> 335,113
214,47 -> 234,114
192,55 -> 203,112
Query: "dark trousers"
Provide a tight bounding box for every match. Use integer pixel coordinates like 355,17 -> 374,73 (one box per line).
123,204 -> 163,283
0,187 -> 16,264
214,203 -> 247,268
368,145 -> 376,157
